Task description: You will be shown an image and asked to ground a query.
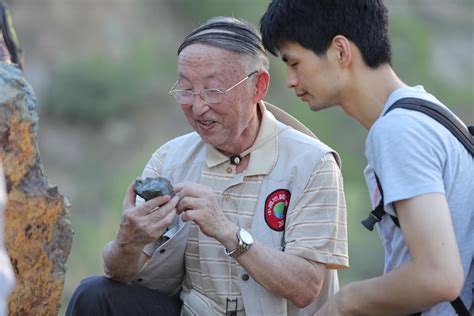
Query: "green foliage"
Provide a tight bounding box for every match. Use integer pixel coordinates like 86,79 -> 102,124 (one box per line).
390,12 -> 473,115
44,48 -> 156,125
166,0 -> 268,27
390,15 -> 432,80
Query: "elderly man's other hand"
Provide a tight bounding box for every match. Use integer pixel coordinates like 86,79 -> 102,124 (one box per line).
115,180 -> 178,253
174,182 -> 238,244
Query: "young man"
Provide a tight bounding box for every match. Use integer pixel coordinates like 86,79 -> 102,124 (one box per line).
67,16 -> 348,315
260,1 -> 472,315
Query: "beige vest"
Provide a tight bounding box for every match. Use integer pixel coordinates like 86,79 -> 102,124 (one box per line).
135,103 -> 341,315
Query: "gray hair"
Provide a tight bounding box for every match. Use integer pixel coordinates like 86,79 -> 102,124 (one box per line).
177,16 -> 269,71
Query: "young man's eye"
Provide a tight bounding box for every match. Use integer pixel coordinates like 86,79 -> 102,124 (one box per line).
290,62 -> 298,68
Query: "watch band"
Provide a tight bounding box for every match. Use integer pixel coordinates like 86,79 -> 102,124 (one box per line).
224,228 -> 253,258
224,243 -> 248,258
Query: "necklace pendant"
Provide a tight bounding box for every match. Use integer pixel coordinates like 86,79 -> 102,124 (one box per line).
230,155 -> 242,165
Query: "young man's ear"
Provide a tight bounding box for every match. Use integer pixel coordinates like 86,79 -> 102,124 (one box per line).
253,70 -> 270,102
332,35 -> 352,68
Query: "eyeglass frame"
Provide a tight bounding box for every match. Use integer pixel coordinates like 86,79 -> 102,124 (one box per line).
168,70 -> 258,105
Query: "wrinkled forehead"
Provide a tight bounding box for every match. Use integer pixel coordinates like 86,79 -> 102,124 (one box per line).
177,44 -> 246,81
178,42 -> 242,64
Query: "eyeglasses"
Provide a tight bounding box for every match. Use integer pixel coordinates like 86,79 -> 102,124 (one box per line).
168,71 -> 258,105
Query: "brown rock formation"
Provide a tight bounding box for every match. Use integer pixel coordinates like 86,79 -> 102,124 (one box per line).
0,64 -> 73,315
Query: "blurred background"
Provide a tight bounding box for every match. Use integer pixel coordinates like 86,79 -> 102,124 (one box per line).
4,0 -> 473,314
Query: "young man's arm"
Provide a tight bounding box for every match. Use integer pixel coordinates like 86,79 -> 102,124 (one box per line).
317,192 -> 464,315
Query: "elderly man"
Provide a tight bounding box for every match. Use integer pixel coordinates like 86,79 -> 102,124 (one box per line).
67,16 -> 348,315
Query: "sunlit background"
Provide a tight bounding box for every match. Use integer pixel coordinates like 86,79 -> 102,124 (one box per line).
5,0 -> 473,314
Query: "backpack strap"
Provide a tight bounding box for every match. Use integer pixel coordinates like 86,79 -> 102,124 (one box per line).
410,296 -> 470,316
387,98 -> 473,155
361,97 -> 471,315
361,173 -> 399,231
450,296 -> 470,316
362,97 -> 473,231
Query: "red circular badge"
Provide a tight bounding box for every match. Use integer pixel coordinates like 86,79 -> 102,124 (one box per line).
264,189 -> 291,231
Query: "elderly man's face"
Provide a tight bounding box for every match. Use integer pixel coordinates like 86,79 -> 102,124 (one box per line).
176,44 -> 258,155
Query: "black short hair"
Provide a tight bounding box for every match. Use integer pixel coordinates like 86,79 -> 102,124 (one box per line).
260,0 -> 392,68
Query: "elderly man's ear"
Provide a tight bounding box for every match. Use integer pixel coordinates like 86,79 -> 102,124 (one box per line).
253,71 -> 270,102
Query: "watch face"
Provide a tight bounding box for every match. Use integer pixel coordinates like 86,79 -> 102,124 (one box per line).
239,229 -> 254,244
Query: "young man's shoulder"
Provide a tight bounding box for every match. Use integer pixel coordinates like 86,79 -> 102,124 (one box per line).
368,102 -> 457,152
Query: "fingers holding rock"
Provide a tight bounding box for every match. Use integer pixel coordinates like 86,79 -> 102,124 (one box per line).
122,180 -> 139,210
145,195 -> 179,218
150,206 -> 177,232
146,206 -> 160,214
176,196 -> 203,214
137,195 -> 171,216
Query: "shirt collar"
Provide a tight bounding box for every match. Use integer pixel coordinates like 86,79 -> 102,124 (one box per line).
205,101 -> 279,176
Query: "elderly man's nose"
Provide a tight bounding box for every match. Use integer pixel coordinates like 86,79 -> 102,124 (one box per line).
192,95 -> 210,115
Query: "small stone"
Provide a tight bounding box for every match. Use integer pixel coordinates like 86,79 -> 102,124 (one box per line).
135,177 -> 175,201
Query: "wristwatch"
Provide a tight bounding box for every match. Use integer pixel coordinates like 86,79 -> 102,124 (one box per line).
225,228 -> 254,258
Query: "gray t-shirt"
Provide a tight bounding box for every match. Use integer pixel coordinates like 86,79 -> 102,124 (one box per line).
364,85 -> 473,315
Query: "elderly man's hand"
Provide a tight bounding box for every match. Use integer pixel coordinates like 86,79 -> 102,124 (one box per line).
174,182 -> 237,243
115,180 -> 178,253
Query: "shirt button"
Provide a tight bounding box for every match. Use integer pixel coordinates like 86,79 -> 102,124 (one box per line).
223,194 -> 230,202
136,277 -> 143,282
241,274 -> 250,281
226,167 -> 233,174
159,249 -> 166,253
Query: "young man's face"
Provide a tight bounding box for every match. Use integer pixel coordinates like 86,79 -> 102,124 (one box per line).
279,42 -> 343,112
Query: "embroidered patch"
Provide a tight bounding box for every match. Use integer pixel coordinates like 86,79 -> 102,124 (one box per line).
264,189 -> 291,231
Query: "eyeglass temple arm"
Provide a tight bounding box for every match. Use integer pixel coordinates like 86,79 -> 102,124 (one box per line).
223,70 -> 259,93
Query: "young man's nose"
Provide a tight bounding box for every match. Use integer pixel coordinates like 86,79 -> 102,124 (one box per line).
286,70 -> 298,88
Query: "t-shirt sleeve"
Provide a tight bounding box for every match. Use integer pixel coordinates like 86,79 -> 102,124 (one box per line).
284,153 -> 349,269
367,112 -> 446,214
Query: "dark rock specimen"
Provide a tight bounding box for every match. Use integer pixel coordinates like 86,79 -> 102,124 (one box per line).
0,64 -> 73,315
135,177 -> 175,201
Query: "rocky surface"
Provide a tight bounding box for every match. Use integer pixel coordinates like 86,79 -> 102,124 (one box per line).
0,64 -> 73,315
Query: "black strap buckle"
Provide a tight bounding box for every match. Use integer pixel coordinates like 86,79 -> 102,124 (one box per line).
361,211 -> 382,231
